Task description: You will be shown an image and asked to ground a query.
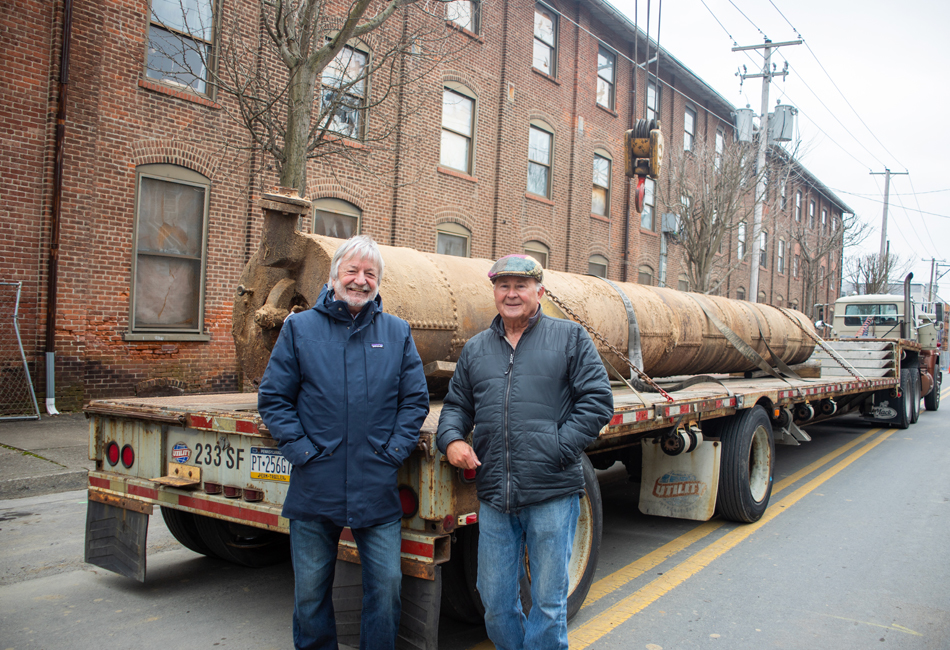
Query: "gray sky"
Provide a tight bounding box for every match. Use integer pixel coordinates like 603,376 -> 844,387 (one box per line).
607,0 -> 950,293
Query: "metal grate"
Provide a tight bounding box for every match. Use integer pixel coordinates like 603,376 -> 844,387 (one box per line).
0,282 -> 40,420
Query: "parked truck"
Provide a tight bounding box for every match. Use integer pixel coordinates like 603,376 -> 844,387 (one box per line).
84,192 -> 927,649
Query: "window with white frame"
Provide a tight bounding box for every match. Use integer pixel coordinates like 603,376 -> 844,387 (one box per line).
684,106 -> 696,151
147,0 -> 215,95
809,200 -> 816,228
524,240 -> 549,268
588,254 -> 608,278
313,198 -> 361,239
646,80 -> 659,123
759,230 -> 768,267
822,208 -> 828,232
592,152 -> 610,216
738,221 -> 746,259
638,265 -> 654,286
533,4 -> 558,76
794,254 -> 800,278
436,222 -> 471,257
596,46 -> 615,110
795,191 -> 802,222
130,164 -> 210,336
321,44 -> 368,139
640,177 -> 655,230
777,239 -> 786,274
527,123 -> 553,198
446,0 -> 479,33
781,181 -> 787,210
441,85 -> 475,174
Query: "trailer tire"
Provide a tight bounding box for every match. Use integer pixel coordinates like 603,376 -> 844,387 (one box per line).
193,514 -> 290,567
160,507 -> 215,557
896,368 -> 913,429
520,454 -> 603,622
925,371 -> 941,411
717,406 -> 774,523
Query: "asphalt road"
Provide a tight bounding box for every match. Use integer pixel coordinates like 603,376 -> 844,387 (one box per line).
2,405 -> 949,649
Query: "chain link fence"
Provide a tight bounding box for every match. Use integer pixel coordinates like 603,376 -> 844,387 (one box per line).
0,282 -> 40,420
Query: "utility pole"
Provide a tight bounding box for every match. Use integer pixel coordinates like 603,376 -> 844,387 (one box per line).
734,38 -> 801,302
870,168 -> 908,263
923,257 -> 946,308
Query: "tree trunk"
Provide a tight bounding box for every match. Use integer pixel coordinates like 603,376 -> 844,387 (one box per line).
280,64 -> 317,197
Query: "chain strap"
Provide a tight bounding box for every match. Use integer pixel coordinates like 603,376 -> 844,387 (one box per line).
544,290 -> 675,403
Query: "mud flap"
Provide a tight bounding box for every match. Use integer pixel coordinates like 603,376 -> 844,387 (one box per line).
333,560 -> 442,650
84,499 -> 149,582
639,440 -> 721,521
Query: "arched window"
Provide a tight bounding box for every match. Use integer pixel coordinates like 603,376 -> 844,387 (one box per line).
736,286 -> 746,301
312,198 -> 361,239
588,254 -> 608,278
436,222 -> 471,257
524,240 -> 549,268
129,164 -> 211,339
638,265 -> 654,286
677,274 -> 690,292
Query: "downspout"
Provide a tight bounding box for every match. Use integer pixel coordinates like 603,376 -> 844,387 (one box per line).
46,0 -> 73,415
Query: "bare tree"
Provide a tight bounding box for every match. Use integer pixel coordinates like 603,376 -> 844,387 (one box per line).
788,210 -> 869,317
843,251 -> 913,295
147,0 -> 466,195
656,139 -> 783,294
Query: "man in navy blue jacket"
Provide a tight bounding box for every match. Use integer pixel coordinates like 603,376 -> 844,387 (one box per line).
258,235 -> 429,650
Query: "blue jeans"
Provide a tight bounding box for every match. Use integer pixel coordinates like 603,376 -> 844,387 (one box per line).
289,518 -> 403,650
477,494 -> 580,650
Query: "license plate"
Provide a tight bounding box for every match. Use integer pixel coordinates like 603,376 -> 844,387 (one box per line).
250,447 -> 292,482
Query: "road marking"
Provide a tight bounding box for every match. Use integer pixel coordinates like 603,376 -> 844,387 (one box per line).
805,611 -> 923,636
567,428 -> 897,648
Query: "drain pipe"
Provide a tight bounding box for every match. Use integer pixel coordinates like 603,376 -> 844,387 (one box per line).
46,0 -> 73,415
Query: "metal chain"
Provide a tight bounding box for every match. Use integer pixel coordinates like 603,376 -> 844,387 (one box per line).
776,307 -> 865,381
545,290 -> 675,403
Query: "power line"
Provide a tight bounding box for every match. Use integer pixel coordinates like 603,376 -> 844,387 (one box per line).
831,188 -> 950,220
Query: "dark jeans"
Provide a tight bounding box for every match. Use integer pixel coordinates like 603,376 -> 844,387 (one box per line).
289,518 -> 403,650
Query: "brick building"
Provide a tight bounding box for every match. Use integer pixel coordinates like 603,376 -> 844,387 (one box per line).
0,0 -> 850,409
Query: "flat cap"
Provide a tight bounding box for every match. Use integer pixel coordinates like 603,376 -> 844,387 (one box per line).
487,254 -> 543,282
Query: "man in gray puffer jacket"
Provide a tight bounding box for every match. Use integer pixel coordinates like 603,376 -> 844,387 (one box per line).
436,254 -> 613,650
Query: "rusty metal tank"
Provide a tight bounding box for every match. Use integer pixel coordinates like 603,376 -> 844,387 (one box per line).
232,192 -> 815,385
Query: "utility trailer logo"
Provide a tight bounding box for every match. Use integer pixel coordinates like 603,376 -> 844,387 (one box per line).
171,442 -> 191,463
652,472 -> 707,499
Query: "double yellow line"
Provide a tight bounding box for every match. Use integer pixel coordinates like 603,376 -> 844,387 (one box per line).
470,421 -> 905,649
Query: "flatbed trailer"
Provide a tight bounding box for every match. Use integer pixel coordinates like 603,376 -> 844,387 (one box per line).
83,335 -> 916,649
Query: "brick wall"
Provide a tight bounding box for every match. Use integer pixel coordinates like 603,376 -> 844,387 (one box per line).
0,0 -> 846,409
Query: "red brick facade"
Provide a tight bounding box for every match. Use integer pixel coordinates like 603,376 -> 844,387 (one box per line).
0,0 -> 848,409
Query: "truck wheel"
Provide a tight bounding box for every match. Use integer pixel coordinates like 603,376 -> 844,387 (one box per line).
925,371 -> 942,411
160,507 -> 215,557
717,406 -> 774,523
520,454 -> 603,622
910,372 -> 921,424
895,368 -> 913,429
193,514 -> 290,567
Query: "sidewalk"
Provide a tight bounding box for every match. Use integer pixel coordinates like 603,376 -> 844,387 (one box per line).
0,412 -> 92,500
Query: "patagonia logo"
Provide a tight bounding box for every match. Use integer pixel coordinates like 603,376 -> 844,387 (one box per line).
371,343 -> 384,348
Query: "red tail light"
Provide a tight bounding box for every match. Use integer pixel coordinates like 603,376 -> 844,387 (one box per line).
120,444 -> 135,468
461,467 -> 477,482
399,486 -> 418,518
106,441 -> 120,466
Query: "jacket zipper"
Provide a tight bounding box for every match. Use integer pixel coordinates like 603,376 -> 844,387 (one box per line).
503,348 -> 514,513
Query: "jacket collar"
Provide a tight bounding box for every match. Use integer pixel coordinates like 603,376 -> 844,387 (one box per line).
490,304 -> 544,339
315,283 -> 382,326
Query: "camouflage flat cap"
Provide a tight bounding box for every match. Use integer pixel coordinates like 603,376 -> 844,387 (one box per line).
487,254 -> 543,282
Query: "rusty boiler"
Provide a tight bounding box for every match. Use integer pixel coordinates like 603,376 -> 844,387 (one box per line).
232,192 -> 815,385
